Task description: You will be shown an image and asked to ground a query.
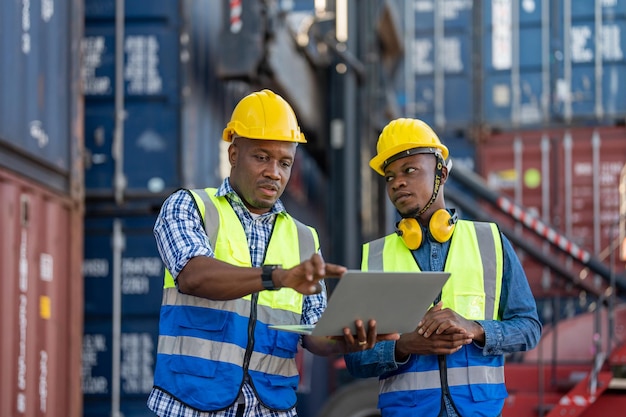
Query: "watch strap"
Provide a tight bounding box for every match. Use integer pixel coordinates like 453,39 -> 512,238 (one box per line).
261,264 -> 280,291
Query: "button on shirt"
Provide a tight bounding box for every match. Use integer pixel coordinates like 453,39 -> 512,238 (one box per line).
344,224 -> 542,417
148,178 -> 327,417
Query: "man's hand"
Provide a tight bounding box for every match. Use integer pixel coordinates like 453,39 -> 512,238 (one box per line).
339,319 -> 400,353
305,319 -> 399,356
274,253 -> 346,295
394,302 -> 479,360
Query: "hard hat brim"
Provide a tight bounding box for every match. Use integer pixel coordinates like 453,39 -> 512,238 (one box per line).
370,143 -> 448,176
222,122 -> 307,143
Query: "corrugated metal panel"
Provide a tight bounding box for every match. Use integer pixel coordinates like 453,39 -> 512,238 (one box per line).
82,214 -> 162,417
476,126 -> 626,298
554,0 -> 626,122
83,5 -> 181,199
82,318 -> 159,417
0,0 -> 83,196
405,0 -> 474,130
83,216 -> 163,317
482,0 -> 550,128
83,0 -> 227,203
402,0 -> 626,131
0,167 -> 83,417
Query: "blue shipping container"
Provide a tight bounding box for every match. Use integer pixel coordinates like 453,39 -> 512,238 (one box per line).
482,0 -> 550,128
83,215 -> 163,317
0,0 -> 82,194
553,0 -> 626,122
405,0 -> 474,130
83,214 -> 163,417
404,0 -> 626,132
82,318 -> 160,417
83,0 -> 227,201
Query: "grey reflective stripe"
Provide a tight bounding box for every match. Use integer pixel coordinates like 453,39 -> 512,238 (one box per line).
381,370 -> 441,392
293,218 -> 316,260
191,188 -> 220,247
249,350 -> 298,377
257,302 -> 301,325
380,365 -> 505,394
158,335 -> 298,377
158,335 -> 244,366
473,222 -> 497,320
367,237 -> 386,271
162,288 -> 301,324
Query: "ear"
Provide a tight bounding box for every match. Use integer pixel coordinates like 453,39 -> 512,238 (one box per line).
440,164 -> 449,184
228,143 -> 238,167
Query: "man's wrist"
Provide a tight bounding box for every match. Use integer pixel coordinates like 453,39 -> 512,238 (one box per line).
261,264 -> 281,290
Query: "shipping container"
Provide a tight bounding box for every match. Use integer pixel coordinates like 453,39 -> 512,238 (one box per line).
404,0 -> 475,131
553,0 -> 626,123
402,0 -> 626,133
0,0 -> 83,197
476,126 -> 626,304
0,1 -> 84,416
482,0 -> 551,128
0,167 -> 84,417
82,0 -> 228,204
82,214 -> 162,417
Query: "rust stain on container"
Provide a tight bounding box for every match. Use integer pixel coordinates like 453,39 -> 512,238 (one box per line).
0,167 -> 84,417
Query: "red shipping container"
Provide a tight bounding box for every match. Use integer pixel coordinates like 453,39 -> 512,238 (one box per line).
476,126 -> 626,298
0,167 -> 83,417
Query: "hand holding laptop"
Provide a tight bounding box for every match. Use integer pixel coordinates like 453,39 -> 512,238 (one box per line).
334,318 -> 401,353
302,317 -> 401,355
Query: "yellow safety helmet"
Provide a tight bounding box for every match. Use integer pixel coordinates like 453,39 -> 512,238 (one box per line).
222,89 -> 307,143
369,118 -> 448,175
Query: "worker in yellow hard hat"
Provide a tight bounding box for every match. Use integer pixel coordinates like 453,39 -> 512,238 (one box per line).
344,118 -> 542,417
148,90 -> 394,417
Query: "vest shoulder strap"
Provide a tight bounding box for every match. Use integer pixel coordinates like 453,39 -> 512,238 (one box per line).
187,188 -> 220,246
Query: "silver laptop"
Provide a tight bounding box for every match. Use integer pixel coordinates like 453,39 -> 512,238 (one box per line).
268,270 -> 450,336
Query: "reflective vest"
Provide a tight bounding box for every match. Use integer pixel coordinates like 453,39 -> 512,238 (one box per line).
153,188 -> 319,411
362,220 -> 507,417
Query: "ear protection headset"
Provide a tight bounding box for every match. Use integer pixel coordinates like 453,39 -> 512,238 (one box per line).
393,154 -> 457,250
396,209 -> 458,250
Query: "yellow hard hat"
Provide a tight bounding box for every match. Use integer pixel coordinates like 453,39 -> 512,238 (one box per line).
222,89 -> 306,143
369,118 -> 448,175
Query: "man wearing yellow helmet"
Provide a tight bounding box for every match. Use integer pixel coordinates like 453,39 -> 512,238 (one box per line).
344,118 -> 542,417
147,90 -> 388,417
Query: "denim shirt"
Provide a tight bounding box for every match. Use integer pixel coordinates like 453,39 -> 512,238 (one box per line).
344,225 -> 542,415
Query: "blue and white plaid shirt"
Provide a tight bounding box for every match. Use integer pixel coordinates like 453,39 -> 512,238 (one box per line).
148,178 -> 327,417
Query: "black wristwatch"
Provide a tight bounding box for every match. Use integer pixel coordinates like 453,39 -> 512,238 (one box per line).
261,264 -> 281,291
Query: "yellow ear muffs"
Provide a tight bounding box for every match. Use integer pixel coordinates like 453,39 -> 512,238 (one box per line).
396,209 -> 458,250
396,218 -> 423,250
429,209 -> 456,243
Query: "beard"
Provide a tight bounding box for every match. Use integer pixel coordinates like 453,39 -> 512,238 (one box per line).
398,206 -> 421,219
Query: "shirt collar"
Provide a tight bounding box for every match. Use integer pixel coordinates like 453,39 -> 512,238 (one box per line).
216,177 -> 287,216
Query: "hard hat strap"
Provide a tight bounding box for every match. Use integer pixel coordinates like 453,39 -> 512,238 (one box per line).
416,154 -> 444,217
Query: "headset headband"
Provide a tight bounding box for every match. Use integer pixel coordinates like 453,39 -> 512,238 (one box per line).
382,147 -> 440,172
